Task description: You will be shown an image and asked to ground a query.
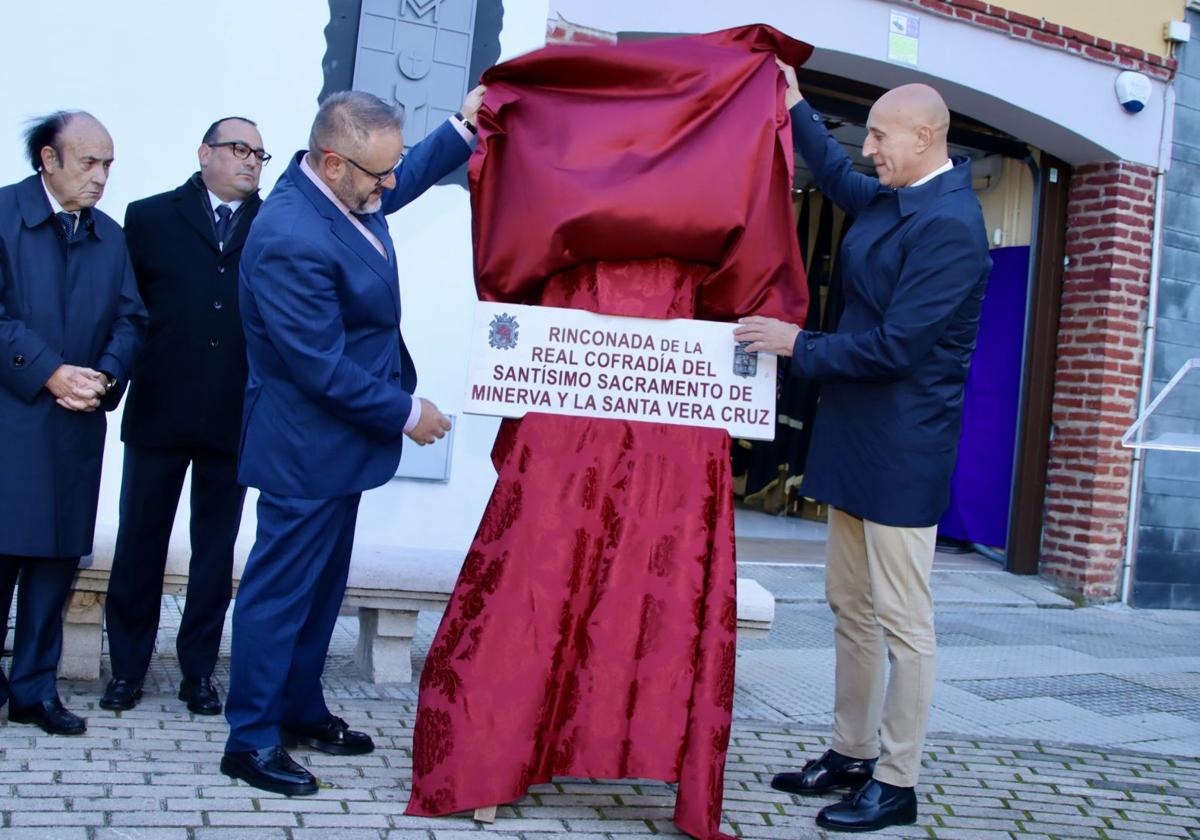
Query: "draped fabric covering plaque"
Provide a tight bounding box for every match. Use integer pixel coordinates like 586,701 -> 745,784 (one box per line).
464,301 -> 778,439
407,24 -> 811,840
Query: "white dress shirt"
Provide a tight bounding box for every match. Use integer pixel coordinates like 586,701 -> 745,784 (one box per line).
909,158 -> 954,188
206,190 -> 244,218
298,153 -> 424,432
40,176 -> 78,232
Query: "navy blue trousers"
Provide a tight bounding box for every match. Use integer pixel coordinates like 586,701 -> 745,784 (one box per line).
0,555 -> 79,707
224,491 -> 360,752
105,444 -> 245,682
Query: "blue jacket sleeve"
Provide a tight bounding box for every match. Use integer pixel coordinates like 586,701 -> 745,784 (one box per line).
95,248 -> 148,410
0,237 -> 64,402
789,100 -> 879,217
380,120 -> 472,215
790,216 -> 987,383
247,233 -> 413,440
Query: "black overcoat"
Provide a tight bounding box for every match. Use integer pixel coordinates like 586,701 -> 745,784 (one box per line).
120,175 -> 260,454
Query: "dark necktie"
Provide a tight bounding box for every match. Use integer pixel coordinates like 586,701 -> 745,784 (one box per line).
56,211 -> 77,241
215,204 -> 233,250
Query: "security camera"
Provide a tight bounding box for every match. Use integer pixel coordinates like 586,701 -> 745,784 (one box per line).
1115,71 -> 1152,114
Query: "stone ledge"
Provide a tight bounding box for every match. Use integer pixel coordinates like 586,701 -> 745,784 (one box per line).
64,526 -> 775,683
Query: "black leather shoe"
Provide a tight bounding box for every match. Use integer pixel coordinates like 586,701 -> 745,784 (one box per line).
8,696 -> 87,735
771,749 -> 877,796
179,676 -> 222,715
99,678 -> 143,711
816,778 -> 918,832
282,714 -> 374,756
220,746 -> 318,796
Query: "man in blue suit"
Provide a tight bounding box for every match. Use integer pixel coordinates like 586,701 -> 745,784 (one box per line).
221,87 -> 483,796
0,111 -> 146,735
737,65 -> 992,832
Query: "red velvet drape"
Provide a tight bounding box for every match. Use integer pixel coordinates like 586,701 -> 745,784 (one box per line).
407,26 -> 810,840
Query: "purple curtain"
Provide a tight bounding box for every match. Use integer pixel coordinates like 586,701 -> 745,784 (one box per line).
938,246 -> 1030,549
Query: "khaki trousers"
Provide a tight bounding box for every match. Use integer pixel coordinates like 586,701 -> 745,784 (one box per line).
825,506 -> 937,787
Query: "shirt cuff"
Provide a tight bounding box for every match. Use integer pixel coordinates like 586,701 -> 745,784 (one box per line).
449,116 -> 476,146
403,396 -> 423,433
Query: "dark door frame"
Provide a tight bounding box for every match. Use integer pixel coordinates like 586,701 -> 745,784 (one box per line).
1005,152 -> 1072,574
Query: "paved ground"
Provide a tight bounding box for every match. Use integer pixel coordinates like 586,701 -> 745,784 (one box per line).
3,515 -> 1199,839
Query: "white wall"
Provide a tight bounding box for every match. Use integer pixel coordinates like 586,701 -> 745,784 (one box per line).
0,1 -> 550,557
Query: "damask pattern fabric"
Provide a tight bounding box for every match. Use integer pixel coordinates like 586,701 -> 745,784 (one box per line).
406,26 -> 811,840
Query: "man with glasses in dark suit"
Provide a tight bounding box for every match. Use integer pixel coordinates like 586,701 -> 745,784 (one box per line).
219,87 -> 482,796
100,117 -> 269,717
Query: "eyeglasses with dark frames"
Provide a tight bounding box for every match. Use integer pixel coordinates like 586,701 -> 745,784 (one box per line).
320,147 -> 402,187
207,140 -> 272,165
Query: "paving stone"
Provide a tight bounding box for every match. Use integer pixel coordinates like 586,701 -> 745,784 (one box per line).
301,812 -> 392,827
1018,820 -> 1108,838
1107,820 -> 1198,836
111,811 -> 206,826
0,829 -> 88,840
0,796 -> 67,810
9,811 -> 105,826
4,577 -> 1200,839
193,830 -> 291,840
561,819 -> 659,832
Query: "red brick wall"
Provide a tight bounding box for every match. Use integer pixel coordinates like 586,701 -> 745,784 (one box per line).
1041,162 -> 1157,600
546,15 -> 617,47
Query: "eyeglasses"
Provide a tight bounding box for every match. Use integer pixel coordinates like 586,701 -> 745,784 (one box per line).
321,147 -> 400,187
208,141 -> 272,165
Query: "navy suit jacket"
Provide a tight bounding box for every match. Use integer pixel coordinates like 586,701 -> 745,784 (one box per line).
0,174 -> 146,556
787,101 -> 992,528
237,121 -> 470,499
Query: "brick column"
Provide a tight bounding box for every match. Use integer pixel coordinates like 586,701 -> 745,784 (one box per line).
1040,161 -> 1156,600
545,14 -> 617,46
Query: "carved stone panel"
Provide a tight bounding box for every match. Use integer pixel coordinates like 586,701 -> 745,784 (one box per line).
353,0 -> 478,148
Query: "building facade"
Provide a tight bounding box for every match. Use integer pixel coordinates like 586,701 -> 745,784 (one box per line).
1131,4 -> 1200,609
546,0 -> 1192,605
3,0 -> 1193,608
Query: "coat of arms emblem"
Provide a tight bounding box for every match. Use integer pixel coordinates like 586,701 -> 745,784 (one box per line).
733,340 -> 757,377
488,313 -> 519,349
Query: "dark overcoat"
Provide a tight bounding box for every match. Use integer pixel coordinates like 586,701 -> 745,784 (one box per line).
120,175 -> 261,454
0,174 -> 146,557
787,100 -> 993,528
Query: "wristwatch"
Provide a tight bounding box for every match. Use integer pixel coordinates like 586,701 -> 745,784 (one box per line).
454,111 -> 477,135
99,371 -> 117,394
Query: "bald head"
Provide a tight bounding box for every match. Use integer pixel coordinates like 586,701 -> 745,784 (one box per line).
863,83 -> 951,188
